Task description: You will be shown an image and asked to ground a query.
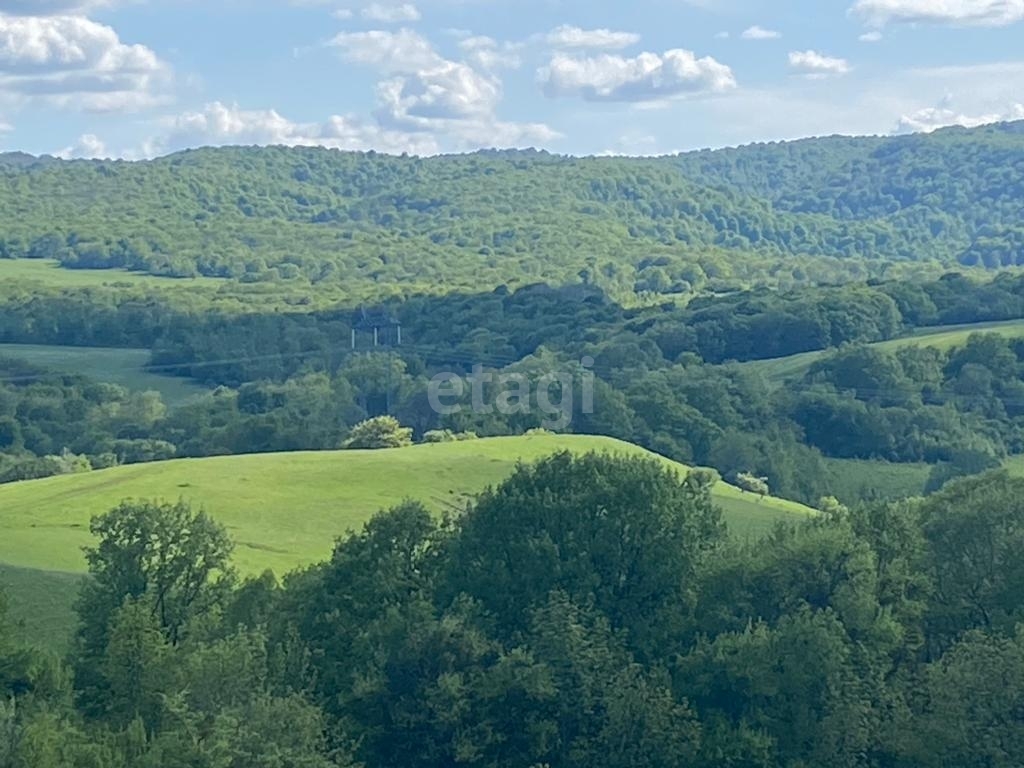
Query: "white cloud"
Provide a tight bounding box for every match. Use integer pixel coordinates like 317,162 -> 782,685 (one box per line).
377,61 -> 500,120
332,8 -> 354,19
788,49 -> 851,76
543,24 -> 641,50
329,28 -> 558,149
741,25 -> 781,40
896,100 -> 1024,132
859,30 -> 884,41
852,0 -> 1024,27
714,31 -> 730,39
539,49 -> 736,103
360,2 -> 421,23
0,14 -> 169,110
458,35 -> 522,70
595,132 -> 684,156
328,27 -> 439,70
149,101 -> 441,156
57,132 -> 106,158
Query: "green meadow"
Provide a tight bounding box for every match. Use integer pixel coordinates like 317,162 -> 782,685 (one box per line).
0,343 -> 208,406
0,258 -> 222,290
741,318 -> 1024,383
0,434 -> 814,578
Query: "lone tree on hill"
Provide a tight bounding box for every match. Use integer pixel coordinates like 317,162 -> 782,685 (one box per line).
736,471 -> 770,499
343,416 -> 413,449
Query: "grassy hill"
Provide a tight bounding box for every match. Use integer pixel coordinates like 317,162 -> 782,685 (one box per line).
0,434 -> 814,651
740,319 -> 1024,383
0,434 -> 814,578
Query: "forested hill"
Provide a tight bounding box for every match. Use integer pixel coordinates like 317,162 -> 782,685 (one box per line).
675,120 -> 1024,268
1,121 -> 1023,296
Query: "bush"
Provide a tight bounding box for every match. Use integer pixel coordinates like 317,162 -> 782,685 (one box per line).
0,450 -> 93,484
736,471 -> 770,497
422,430 -> 479,443
343,416 -> 413,449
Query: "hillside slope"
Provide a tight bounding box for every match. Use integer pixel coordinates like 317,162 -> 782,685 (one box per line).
0,434 -> 813,576
740,318 -> 1024,383
1,122 -> 1022,296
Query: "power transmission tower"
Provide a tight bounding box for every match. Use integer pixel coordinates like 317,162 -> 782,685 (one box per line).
350,307 -> 402,415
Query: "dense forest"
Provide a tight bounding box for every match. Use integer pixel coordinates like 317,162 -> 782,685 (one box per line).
1,121 -> 1023,300
3,454 -> 1024,767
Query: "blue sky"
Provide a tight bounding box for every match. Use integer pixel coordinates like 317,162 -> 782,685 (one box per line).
1,0 -> 1023,158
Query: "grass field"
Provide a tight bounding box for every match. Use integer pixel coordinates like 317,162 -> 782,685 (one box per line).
741,319 -> 1024,383
1004,455 -> 1024,477
0,435 -> 815,578
824,457 -> 932,503
0,565 -> 81,653
0,343 -> 208,407
0,258 -> 223,290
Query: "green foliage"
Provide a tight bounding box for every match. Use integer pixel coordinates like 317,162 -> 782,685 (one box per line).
735,471 -> 770,497
676,121 -> 1024,268
72,499 -> 235,718
2,454 -> 1024,766
439,451 -> 724,657
342,416 -> 413,449
1,126 -> 1023,302
920,471 -> 1024,645
421,429 -> 478,443
895,627 -> 1024,767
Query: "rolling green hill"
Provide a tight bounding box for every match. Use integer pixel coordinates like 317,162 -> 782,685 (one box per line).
0,434 -> 814,578
740,318 -> 1024,383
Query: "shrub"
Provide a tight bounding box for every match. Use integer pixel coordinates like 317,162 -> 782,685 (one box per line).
344,416 -> 413,449
736,471 -> 770,498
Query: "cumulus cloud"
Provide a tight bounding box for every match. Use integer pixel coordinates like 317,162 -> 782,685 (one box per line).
741,25 -> 781,39
543,25 -> 641,50
458,35 -> 522,71
329,28 -> 558,149
56,132 -> 107,158
147,101 -> 442,156
328,27 -> 438,69
896,100 -> 1024,133
538,49 -> 736,103
852,0 -> 1024,27
788,49 -> 851,76
0,14 -> 169,110
859,30 -> 884,41
360,2 -> 421,23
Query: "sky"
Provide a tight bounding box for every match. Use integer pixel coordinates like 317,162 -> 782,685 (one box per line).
1,0 -> 1023,159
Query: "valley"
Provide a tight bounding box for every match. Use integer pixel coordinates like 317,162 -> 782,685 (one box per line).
2,125 -> 1024,767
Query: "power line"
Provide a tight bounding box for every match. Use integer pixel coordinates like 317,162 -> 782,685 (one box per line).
3,339 -> 1024,410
